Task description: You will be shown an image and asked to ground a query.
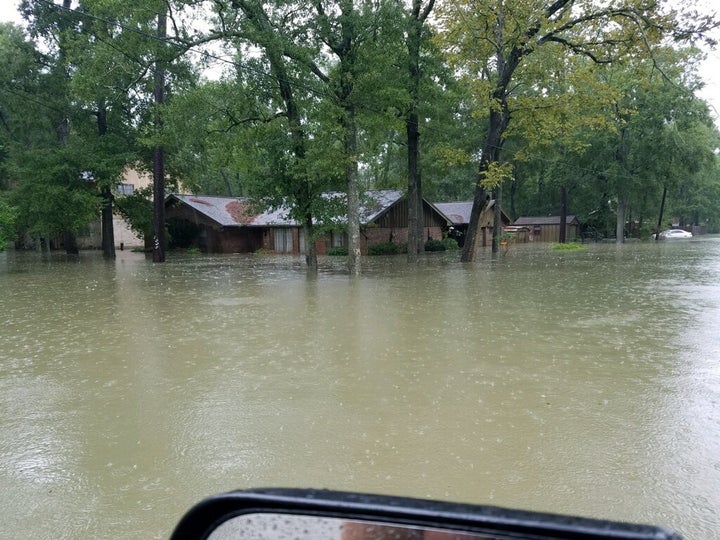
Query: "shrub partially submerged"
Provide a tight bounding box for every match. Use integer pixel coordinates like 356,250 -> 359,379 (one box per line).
326,246 -> 348,256
551,242 -> 587,251
425,238 -> 459,252
368,242 -> 406,255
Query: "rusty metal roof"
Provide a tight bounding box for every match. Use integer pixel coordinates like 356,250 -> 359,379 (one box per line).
168,194 -> 295,226
166,190 -> 405,227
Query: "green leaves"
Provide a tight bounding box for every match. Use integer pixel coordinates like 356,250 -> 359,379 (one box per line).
0,196 -> 17,251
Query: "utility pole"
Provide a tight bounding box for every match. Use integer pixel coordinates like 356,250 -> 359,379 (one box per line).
152,9 -> 167,263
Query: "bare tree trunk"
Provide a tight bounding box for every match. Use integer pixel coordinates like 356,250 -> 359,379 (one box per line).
461,111 -> 503,262
345,108 -> 361,275
62,231 -> 79,255
416,171 -> 424,249
492,186 -> 501,253
405,0 -> 432,262
152,10 -> 166,263
559,185 -> 567,243
101,187 -> 115,258
407,111 -> 420,262
655,184 -> 667,241
96,105 -> 115,259
460,182 -> 488,262
616,198 -> 626,244
303,213 -> 317,274
235,0 -> 319,272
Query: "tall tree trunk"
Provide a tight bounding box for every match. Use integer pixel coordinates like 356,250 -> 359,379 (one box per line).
655,184 -> 667,241
461,108 -> 505,262
460,179 -> 488,262
344,106 -> 361,275
491,186 -> 501,253
59,102 -> 77,256
97,105 -> 115,259
56,0 -> 77,255
406,0 -> 434,261
62,231 -> 79,255
236,0 -> 318,272
152,10 -> 166,263
303,215 -> 317,274
407,111 -> 420,262
616,198 -> 626,244
101,187 -> 115,258
332,4 -> 362,276
559,185 -> 568,243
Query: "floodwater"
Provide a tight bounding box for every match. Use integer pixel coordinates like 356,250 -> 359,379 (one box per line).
1,239 -> 719,540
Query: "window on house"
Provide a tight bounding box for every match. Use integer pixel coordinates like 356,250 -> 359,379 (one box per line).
273,228 -> 293,253
115,183 -> 134,196
330,231 -> 346,247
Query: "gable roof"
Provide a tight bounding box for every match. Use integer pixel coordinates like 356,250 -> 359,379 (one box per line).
514,215 -> 579,226
166,190 -> 406,228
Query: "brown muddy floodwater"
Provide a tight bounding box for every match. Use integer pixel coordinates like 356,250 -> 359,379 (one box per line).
1,239 -> 719,539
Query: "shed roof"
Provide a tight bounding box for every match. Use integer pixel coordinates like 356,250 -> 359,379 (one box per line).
166,190 -> 406,228
514,215 -> 579,226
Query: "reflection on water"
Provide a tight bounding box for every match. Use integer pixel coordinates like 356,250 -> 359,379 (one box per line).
1,240 -> 719,539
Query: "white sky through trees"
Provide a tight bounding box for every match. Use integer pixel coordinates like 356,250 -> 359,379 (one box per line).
1,0 -> 719,123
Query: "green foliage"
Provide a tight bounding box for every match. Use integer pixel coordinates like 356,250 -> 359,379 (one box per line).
424,237 -> 459,251
0,196 -> 17,250
326,246 -> 348,256
10,142 -> 102,237
114,186 -> 152,240
424,238 -> 445,251
551,243 -> 587,251
3,0 -> 719,262
442,237 -> 459,251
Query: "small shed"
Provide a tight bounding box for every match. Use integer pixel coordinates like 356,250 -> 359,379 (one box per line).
513,215 -> 580,243
434,200 -> 511,247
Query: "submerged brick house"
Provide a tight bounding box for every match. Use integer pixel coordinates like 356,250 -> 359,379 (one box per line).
164,190 -> 449,255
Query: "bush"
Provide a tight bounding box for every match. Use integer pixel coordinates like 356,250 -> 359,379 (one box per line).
424,238 -> 446,252
368,242 -> 402,255
0,197 -> 17,251
326,246 -> 348,256
551,242 -> 587,251
441,237 -> 459,251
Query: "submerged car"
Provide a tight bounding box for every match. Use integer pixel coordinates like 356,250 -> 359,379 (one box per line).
658,229 -> 693,240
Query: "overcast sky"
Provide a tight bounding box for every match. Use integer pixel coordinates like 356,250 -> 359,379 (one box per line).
1,0 -> 719,123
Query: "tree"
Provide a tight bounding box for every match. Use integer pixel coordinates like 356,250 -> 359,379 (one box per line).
436,0 -> 718,260
0,197 -> 16,251
404,0 -> 435,261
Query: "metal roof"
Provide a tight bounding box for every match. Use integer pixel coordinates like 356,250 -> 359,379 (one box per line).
168,194 -> 296,226
434,202 -> 472,225
433,200 -> 499,225
166,190 -> 405,228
